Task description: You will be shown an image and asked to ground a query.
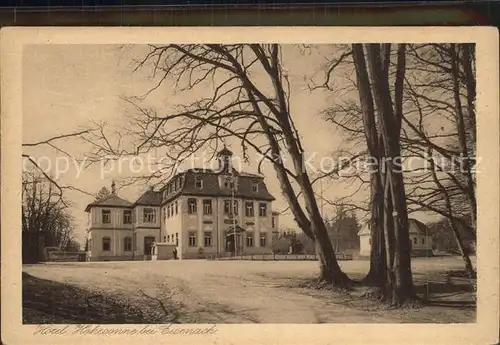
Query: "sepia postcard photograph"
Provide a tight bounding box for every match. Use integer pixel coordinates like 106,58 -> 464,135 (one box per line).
1,27 -> 499,345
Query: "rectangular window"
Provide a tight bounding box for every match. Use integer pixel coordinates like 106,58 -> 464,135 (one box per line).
204,232 -> 213,247
224,200 -> 231,214
175,233 -> 179,246
123,237 -> 132,251
102,237 -> 111,251
188,198 -> 197,214
224,200 -> 238,215
175,201 -> 178,215
252,181 -> 259,192
102,209 -> 111,224
260,234 -> 266,247
246,233 -> 254,247
224,176 -> 235,190
421,237 -> 425,245
195,176 -> 203,189
271,216 -> 275,228
259,203 -> 267,217
203,199 -> 212,215
123,210 -> 132,224
413,237 -> 418,244
188,231 -> 197,247
167,235 -> 170,242
163,236 -> 166,242
245,202 -> 254,217
143,208 -> 156,223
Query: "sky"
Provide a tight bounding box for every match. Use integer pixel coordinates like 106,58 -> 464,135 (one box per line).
22,44 -> 435,246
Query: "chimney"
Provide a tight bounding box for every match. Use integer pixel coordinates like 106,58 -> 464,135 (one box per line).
111,180 -> 116,195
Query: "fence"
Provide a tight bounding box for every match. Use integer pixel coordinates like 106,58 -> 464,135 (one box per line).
46,251 -> 86,262
206,253 -> 353,261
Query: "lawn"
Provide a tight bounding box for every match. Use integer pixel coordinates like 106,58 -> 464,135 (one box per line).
22,256 -> 476,324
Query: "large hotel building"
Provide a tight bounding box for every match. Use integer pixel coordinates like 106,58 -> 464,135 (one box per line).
85,147 -> 280,260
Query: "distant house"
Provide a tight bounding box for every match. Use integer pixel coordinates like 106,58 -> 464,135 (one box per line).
357,218 -> 433,257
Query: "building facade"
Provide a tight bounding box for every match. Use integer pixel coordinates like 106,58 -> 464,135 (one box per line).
85,148 -> 279,261
357,218 -> 434,257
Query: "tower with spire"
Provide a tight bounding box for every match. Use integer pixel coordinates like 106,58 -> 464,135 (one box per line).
217,145 -> 233,174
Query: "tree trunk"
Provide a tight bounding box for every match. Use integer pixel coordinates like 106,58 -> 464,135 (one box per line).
300,173 -> 351,287
427,148 -> 476,278
352,43 -> 387,287
448,218 -> 476,278
460,43 -> 476,144
365,43 -> 416,305
363,168 -> 387,286
263,135 -> 349,287
386,162 -> 415,305
382,170 -> 397,300
450,44 -> 477,237
240,45 -> 350,287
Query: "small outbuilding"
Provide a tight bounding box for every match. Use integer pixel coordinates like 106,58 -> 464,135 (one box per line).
358,218 -> 434,257
151,242 -> 178,261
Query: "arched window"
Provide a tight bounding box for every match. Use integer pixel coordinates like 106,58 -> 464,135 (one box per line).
123,237 -> 132,252
102,237 -> 111,251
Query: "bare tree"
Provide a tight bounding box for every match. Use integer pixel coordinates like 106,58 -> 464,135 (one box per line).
22,128 -> 96,204
360,43 -> 416,304
403,43 -> 476,237
95,44 -> 352,286
22,170 -> 79,252
350,44 -> 388,288
315,43 -> 477,281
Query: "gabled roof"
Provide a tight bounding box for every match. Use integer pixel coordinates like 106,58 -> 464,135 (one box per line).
85,194 -> 133,212
408,218 -> 429,235
356,218 -> 431,236
134,188 -> 162,206
357,223 -> 370,236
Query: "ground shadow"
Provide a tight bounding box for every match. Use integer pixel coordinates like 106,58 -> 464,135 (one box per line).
412,267 -> 477,310
22,272 -> 181,324
415,280 -> 476,309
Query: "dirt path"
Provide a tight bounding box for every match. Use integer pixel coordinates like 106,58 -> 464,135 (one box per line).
23,258 -> 475,323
